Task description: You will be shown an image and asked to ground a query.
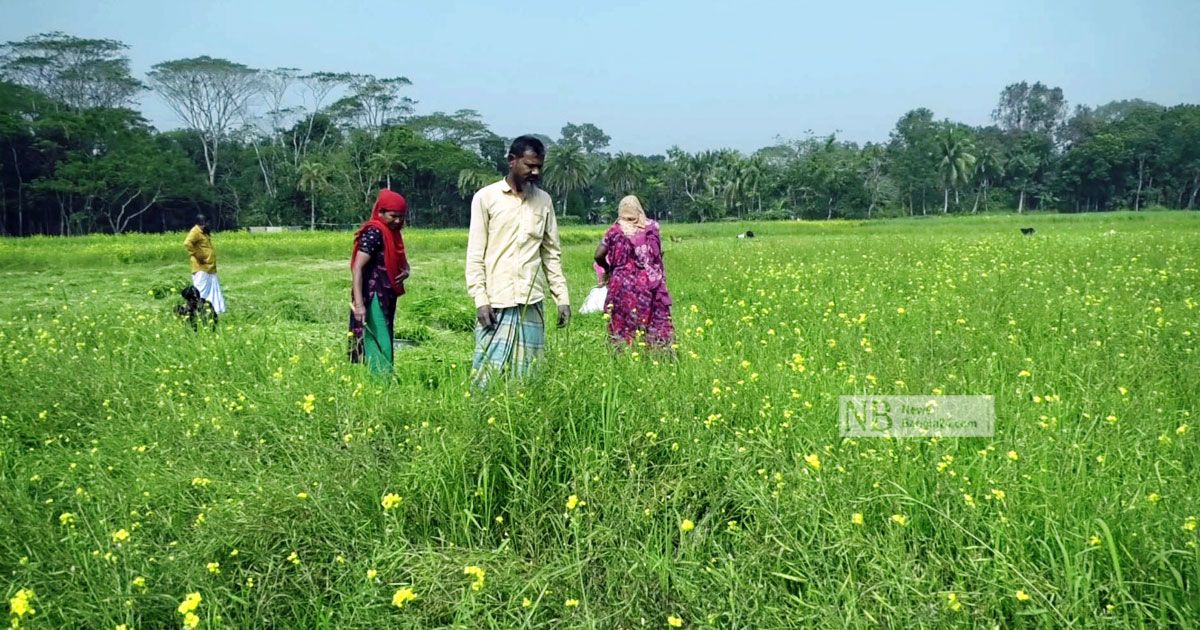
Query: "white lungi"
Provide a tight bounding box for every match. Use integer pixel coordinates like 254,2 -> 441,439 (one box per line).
191,271 -> 227,315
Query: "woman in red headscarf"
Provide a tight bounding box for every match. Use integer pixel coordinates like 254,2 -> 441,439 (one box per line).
349,189 -> 409,374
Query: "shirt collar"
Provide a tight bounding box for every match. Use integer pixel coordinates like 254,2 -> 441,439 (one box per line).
499,177 -> 539,196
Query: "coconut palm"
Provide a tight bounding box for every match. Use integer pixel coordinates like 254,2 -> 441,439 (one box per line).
605,152 -> 643,196
543,142 -> 592,217
972,146 -> 1005,213
297,159 -> 331,230
937,128 -> 976,213
741,155 -> 766,214
367,149 -> 405,189
456,169 -> 494,199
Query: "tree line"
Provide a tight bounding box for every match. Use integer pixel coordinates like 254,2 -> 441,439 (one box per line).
1,32 -> 1197,236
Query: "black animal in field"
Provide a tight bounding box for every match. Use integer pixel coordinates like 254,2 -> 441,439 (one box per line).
175,285 -> 219,331
1020,227 -> 1036,235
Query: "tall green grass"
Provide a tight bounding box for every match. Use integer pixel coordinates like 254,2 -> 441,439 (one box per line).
1,212 -> 1198,628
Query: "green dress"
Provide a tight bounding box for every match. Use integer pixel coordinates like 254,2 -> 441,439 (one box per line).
348,227 -> 397,374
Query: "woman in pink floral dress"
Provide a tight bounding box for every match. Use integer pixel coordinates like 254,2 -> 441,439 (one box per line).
594,195 -> 674,348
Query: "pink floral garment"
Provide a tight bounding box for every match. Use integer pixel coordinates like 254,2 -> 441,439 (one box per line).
601,221 -> 674,347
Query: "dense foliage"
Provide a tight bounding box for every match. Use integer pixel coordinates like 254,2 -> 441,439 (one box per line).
2,33 -> 1198,235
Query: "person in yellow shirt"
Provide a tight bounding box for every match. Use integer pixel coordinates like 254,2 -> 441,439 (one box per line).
183,214 -> 226,316
466,135 -> 570,386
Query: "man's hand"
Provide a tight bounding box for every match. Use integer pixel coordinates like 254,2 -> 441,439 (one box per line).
557,304 -> 571,328
476,305 -> 496,330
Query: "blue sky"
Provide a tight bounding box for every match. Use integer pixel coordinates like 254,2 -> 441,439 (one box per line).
2,0 -> 1198,154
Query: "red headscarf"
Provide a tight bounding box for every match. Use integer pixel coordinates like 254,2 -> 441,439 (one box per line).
352,189 -> 408,294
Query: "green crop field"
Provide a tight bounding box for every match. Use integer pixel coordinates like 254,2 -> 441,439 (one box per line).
2,212 -> 1198,628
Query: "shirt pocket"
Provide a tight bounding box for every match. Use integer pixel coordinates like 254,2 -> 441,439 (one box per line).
522,207 -> 546,241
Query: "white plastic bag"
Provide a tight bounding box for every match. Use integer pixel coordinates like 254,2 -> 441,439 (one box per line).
579,286 -> 608,314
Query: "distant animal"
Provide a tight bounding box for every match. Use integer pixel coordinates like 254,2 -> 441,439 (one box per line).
1020,227 -> 1035,235
175,285 -> 218,331
738,230 -> 756,239
669,236 -> 684,243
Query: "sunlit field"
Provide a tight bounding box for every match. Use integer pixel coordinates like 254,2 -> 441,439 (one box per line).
2,212 -> 1198,628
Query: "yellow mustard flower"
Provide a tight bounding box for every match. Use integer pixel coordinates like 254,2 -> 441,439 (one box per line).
177,592 -> 202,615
9,588 -> 34,619
392,587 -> 417,608
464,565 -> 486,591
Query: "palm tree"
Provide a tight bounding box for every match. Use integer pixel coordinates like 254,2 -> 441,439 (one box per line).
298,159 -> 331,230
937,129 -> 976,213
456,169 -> 494,199
367,149 -> 406,189
672,149 -> 705,203
742,155 -> 766,214
641,175 -> 667,219
667,147 -> 733,221
805,139 -> 850,220
1008,151 -> 1039,213
543,142 -> 591,217
972,146 -> 1005,213
605,153 -> 643,196
721,171 -> 747,217
697,150 -> 744,218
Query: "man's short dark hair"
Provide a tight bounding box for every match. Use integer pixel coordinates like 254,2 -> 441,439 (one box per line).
508,135 -> 545,158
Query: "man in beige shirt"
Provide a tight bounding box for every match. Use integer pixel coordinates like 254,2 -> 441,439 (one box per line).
466,135 -> 570,384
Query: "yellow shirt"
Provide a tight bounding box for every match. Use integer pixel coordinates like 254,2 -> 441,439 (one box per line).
184,225 -> 217,273
466,179 -> 569,309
